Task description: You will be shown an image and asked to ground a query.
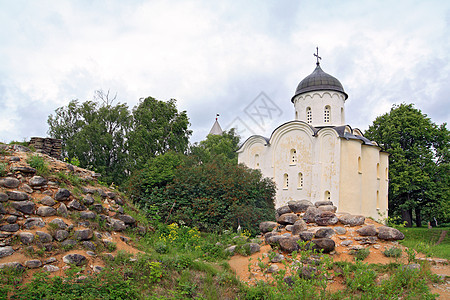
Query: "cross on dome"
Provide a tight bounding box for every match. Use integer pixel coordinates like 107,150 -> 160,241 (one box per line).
314,47 -> 321,65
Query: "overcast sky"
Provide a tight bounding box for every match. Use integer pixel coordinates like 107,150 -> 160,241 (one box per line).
1,0 -> 449,144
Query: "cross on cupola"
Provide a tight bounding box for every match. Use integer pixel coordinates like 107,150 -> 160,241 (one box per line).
314,47 -> 321,65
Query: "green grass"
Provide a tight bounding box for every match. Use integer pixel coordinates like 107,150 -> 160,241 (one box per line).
397,227 -> 450,260
27,155 -> 49,176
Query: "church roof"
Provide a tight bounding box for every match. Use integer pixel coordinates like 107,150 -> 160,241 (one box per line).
208,119 -> 223,135
291,63 -> 348,102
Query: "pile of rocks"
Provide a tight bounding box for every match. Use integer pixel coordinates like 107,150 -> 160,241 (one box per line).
29,137 -> 62,160
0,149 -> 145,273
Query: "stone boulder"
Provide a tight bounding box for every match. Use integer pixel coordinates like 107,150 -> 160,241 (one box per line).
259,221 -> 278,233
277,213 -> 299,225
18,232 -> 34,245
10,166 -> 35,173
299,231 -> 314,241
314,211 -> 338,226
67,200 -> 85,211
317,205 -> 337,213
11,201 -> 35,214
55,188 -> 71,201
74,228 -> 93,241
35,231 -> 53,243
6,191 -> 28,201
23,217 -> 45,229
243,243 -> 261,254
279,236 -> 300,253
303,206 -> 320,223
276,205 -> 292,216
37,206 -> 56,217
339,214 -> 365,226
82,195 -> 95,205
0,192 -> 8,202
0,246 -> 14,258
54,230 -> 69,242
314,200 -> 333,207
334,226 -> 347,235
40,196 -> 56,206
315,227 -> 335,239
291,219 -> 307,235
311,238 -> 335,253
117,214 -> 136,225
356,225 -> 377,236
57,203 -> 68,216
80,211 -> 97,219
0,262 -> 25,271
288,200 -> 313,213
266,235 -> 287,247
108,218 -> 126,231
29,176 -> 47,187
0,177 -> 20,188
20,184 -> 33,194
50,218 -> 68,230
63,254 -> 87,266
0,224 -> 19,232
25,260 -> 42,269
377,226 -> 405,240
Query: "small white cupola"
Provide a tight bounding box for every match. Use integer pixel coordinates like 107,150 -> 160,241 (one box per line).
291,48 -> 348,127
208,113 -> 223,136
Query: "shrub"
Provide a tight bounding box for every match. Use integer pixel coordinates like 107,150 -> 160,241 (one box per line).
0,162 -> 6,177
351,247 -> 370,261
27,155 -> 49,176
383,247 -> 402,258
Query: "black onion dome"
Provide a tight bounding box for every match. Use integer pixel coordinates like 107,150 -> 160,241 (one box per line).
291,64 -> 348,102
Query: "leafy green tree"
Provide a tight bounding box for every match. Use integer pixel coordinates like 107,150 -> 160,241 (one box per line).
365,103 -> 449,226
127,97 -> 192,168
189,128 -> 240,164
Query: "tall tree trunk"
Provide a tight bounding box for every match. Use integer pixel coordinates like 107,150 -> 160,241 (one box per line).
415,208 -> 422,227
402,209 -> 412,227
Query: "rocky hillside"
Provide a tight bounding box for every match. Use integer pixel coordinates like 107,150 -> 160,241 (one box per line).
0,144 -> 147,276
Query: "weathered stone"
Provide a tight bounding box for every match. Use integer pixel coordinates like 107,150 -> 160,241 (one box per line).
57,203 -> 68,216
334,226 -> 347,235
117,206 -> 124,214
91,204 -> 104,213
0,246 -> 14,258
74,228 -> 93,240
0,262 -> 25,271
108,218 -> 126,231
96,189 -> 107,198
20,184 -> 33,193
311,238 -> 335,253
315,211 -> 338,226
271,253 -> 285,263
23,217 -> 45,229
285,225 -> 293,231
356,225 -> 377,236
355,236 -> 378,244
279,236 -> 300,253
117,214 -> 136,225
277,213 -> 299,225
93,265 -> 104,273
25,260 -> 42,268
80,211 -> 97,219
341,240 -> 353,246
11,200 -> 35,214
55,188 -> 71,201
29,176 -> 47,187
9,156 -> 20,162
0,223 -> 19,232
6,215 -> 17,223
61,239 -> 77,248
299,231 -> 314,241
10,166 -> 35,173
35,231 -> 52,243
267,264 -> 279,273
43,265 -> 60,272
0,192 -> 8,202
303,206 -> 320,223
40,196 -> 56,206
82,195 -> 95,205
259,221 -> 278,233
82,241 -> 96,251
115,198 -> 124,205
82,187 -> 96,194
317,205 -> 337,213
49,218 -> 68,230
0,177 -> 20,188
266,235 -> 287,247
54,230 -> 69,241
67,200 -> 85,211
6,191 -> 28,201
243,243 -> 260,254
37,206 -> 56,217
339,214 -> 365,227
288,200 -> 313,213
44,257 -> 57,264
377,226 -> 405,240
276,205 -> 292,216
314,200 -> 333,207
315,227 -> 335,239
106,192 -> 116,199
291,219 -> 308,235
225,245 -> 237,255
300,265 -> 318,279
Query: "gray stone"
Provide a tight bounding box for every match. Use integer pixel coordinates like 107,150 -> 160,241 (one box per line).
276,205 -> 292,216
317,205 -> 337,213
82,241 -> 96,251
266,235 -> 287,247
67,200 -> 85,211
0,223 -> 19,232
0,246 -> 14,258
108,218 -> 126,231
6,215 -> 18,223
54,230 -> 69,241
315,227 -> 335,239
25,260 -> 42,268
334,226 -> 347,235
9,156 -> 20,162
300,265 -> 318,279
49,218 -> 68,229
106,192 -> 116,199
0,203 -> 5,214
339,214 -> 365,227
23,217 -> 45,229
37,206 -> 56,217
10,166 -> 35,173
117,214 -> 136,225
341,240 -> 353,246
279,236 -> 300,253
243,243 -> 260,254
271,253 -> 285,263
44,257 -> 57,264
40,196 -> 56,206
83,195 -> 94,205
6,191 -> 28,201
402,264 -> 421,271
43,265 -> 60,272
57,203 -> 68,216
225,245 -> 237,255
0,262 -> 25,271
86,251 -> 96,256
0,192 -> 7,202
74,228 -> 93,240
36,231 -> 52,243
42,190 -> 53,196
55,188 -> 71,201
288,200 -> 313,213
267,264 -> 279,273
277,213 -> 299,225
82,187 -> 96,194
299,231 -> 314,241
29,176 -> 47,187
11,200 -> 35,214
93,265 -> 104,273
20,184 -> 33,193
96,189 -> 107,198
291,219 -> 308,235
377,226 -> 405,240
285,225 -> 293,231
314,200 -> 333,207
61,239 -> 77,248
311,238 -> 335,253
91,204 -> 104,213
117,206 -> 124,214
355,236 -> 378,244
303,206 -> 320,223
115,198 -> 124,205
80,211 -> 97,219
259,221 -> 278,233
356,225 -> 378,236
0,177 -> 20,188
315,211 -> 338,226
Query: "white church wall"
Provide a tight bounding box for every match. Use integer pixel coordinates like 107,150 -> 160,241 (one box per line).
361,145 -> 380,219
378,152 -> 389,221
339,139 -> 363,215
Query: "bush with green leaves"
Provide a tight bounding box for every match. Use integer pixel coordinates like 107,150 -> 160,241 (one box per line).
27,155 -> 49,176
0,162 -> 6,177
383,246 -> 403,258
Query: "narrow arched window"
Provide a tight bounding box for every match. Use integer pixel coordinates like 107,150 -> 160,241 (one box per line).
324,105 -> 330,123
325,190 -> 331,201
298,172 -> 303,189
306,107 -> 312,124
283,173 -> 289,189
255,154 -> 260,168
295,111 -> 298,120
341,107 -> 344,124
385,167 -> 388,180
377,163 -> 380,179
290,149 -> 297,165
376,190 -> 380,209
358,156 -> 362,173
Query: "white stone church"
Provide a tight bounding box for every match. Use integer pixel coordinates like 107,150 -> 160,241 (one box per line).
237,55 -> 389,221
